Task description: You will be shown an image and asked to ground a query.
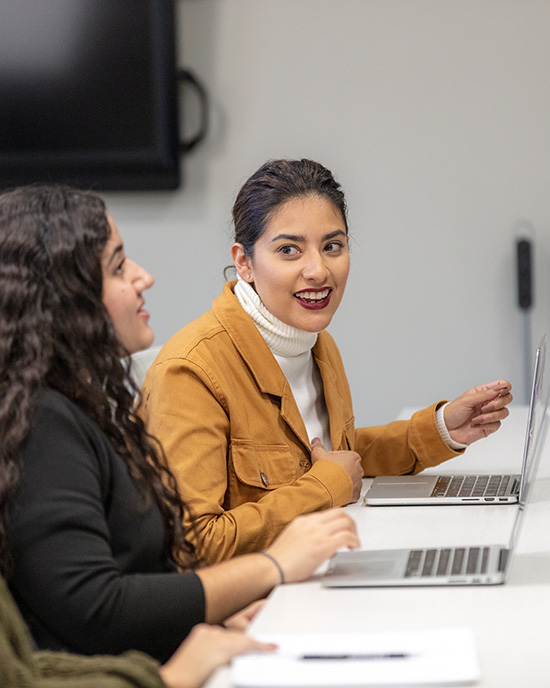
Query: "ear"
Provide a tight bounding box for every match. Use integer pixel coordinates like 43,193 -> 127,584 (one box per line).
231,243 -> 254,282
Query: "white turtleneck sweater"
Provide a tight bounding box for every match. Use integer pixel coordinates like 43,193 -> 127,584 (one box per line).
235,277 -> 331,447
234,277 -> 465,452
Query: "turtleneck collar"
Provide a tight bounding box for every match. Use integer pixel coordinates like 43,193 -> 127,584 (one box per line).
234,276 -> 318,357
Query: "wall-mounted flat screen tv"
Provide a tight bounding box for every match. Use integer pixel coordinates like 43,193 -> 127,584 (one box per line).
0,0 -> 180,191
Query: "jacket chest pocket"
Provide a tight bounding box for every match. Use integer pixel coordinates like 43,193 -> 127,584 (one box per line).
229,441 -> 297,491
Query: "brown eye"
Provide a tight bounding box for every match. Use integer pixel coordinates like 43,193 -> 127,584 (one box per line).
278,245 -> 299,256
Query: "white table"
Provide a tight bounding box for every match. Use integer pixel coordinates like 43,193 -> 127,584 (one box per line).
206,405 -> 550,687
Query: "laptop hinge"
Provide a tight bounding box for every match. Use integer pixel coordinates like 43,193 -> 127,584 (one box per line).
498,548 -> 509,572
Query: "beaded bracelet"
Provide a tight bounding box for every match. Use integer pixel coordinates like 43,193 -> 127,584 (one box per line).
258,551 -> 285,584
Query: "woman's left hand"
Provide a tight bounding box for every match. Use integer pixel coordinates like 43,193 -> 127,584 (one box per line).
444,380 -> 513,445
159,623 -> 276,688
223,599 -> 266,630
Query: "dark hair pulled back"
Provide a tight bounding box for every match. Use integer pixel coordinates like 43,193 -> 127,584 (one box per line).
232,158 -> 348,258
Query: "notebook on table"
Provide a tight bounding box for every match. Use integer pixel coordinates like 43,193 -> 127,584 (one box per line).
364,334 -> 547,506
232,627 -> 479,687
322,370 -> 548,588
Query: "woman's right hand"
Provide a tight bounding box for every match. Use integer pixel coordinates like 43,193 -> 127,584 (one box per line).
264,509 -> 360,584
159,623 -> 276,688
310,437 -> 364,502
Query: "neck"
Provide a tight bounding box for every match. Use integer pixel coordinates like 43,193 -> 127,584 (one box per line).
234,277 -> 318,357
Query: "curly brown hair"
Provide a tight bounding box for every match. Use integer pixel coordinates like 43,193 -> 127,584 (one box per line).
0,185 -> 196,577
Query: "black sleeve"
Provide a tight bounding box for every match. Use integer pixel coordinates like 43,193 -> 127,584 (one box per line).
0,575 -> 166,688
9,394 -> 205,663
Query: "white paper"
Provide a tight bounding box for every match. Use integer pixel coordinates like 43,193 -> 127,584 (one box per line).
231,627 -> 479,687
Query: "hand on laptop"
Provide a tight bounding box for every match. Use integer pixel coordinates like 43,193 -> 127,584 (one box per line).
444,379 -> 513,445
265,509 -> 361,583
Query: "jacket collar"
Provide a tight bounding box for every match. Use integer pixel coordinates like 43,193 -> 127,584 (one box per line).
212,281 -> 289,396
213,282 -> 347,450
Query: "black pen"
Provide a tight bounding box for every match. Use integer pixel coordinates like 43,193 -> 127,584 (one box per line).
300,653 -> 412,660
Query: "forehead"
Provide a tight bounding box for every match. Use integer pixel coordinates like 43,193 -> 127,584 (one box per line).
101,215 -> 123,265
264,195 -> 345,236
105,214 -> 121,243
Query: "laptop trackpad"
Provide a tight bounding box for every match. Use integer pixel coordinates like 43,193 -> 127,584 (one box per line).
323,550 -> 409,586
368,475 -> 438,498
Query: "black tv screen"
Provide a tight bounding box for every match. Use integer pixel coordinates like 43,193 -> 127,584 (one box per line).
0,0 -> 180,191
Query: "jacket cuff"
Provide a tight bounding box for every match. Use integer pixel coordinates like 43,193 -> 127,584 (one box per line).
305,459 -> 354,506
410,402 -> 465,472
435,402 -> 468,450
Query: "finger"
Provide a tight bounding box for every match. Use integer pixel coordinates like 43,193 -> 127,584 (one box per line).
311,508 -> 354,527
469,421 -> 502,438
321,514 -> 358,537
246,639 -> 278,653
318,518 -> 359,546
219,636 -> 277,661
310,437 -> 329,461
302,514 -> 358,547
465,386 -> 507,408
473,380 -> 512,394
474,401 -> 512,418
326,529 -> 361,552
480,392 -> 513,412
471,408 -> 509,425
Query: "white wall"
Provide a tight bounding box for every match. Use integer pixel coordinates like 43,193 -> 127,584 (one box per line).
105,0 -> 550,424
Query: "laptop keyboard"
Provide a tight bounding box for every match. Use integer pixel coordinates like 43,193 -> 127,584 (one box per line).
405,547 -> 491,577
430,475 -> 518,499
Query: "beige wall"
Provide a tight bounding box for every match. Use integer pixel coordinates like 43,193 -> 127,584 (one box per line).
106,0 -> 550,423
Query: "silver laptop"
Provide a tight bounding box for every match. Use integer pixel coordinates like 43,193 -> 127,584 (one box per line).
322,353 -> 549,589
363,335 -> 547,506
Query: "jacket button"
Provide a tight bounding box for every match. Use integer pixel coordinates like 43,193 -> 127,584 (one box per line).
260,472 -> 269,486
299,460 -> 310,468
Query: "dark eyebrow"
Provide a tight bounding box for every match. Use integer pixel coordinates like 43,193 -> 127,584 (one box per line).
106,244 -> 124,265
270,229 -> 346,243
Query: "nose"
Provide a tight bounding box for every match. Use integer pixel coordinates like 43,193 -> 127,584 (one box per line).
302,250 -> 329,283
130,260 -> 155,292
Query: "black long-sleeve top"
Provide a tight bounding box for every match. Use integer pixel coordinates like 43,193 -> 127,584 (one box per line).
8,388 -> 205,663
0,574 -> 166,688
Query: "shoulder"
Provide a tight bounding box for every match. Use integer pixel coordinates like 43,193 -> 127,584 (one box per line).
157,308 -> 227,362
32,389 -> 103,441
32,388 -> 91,430
24,388 -> 114,484
150,282 -> 254,367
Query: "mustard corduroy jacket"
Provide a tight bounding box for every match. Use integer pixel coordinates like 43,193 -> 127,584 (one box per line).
141,281 -> 460,564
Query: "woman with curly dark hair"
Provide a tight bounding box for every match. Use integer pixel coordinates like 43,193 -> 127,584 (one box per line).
0,185 -> 359,665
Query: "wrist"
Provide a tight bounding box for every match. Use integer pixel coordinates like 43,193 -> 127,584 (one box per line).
258,550 -> 285,586
437,403 -> 468,450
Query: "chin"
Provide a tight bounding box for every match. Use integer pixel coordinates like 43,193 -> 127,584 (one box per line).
294,317 -> 333,333
128,334 -> 155,356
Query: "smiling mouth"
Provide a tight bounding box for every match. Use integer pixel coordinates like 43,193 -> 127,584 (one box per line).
294,288 -> 332,310
137,301 -> 149,318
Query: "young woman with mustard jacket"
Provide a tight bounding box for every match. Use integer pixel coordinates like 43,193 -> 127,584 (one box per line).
141,158 -> 513,565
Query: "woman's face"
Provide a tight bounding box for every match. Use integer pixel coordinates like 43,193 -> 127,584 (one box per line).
101,215 -> 155,354
232,195 -> 350,333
